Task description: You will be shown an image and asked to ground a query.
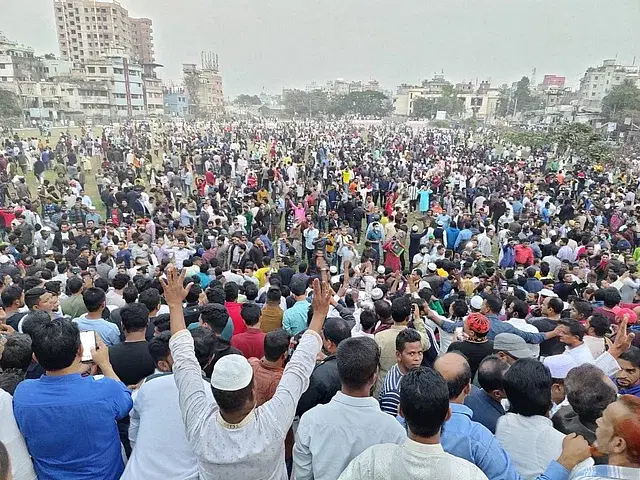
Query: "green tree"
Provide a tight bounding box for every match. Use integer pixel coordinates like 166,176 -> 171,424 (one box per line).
602,80 -> 640,116
435,84 -> 464,116
411,96 -> 433,118
282,89 -> 328,116
513,76 -> 543,113
0,89 -> 22,118
335,91 -> 392,117
235,94 -> 261,106
496,84 -> 513,117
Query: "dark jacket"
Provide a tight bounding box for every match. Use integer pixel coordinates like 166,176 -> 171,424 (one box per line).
296,355 -> 340,417
552,405 -> 597,444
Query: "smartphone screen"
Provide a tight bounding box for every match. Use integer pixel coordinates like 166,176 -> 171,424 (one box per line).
80,331 -> 96,363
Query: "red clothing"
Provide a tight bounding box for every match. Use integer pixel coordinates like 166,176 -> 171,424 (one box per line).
205,170 -> 215,185
514,244 -> 534,266
231,328 -> 266,359
225,301 -> 246,335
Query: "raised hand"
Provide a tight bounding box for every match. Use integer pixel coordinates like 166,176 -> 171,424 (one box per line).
159,264 -> 193,306
309,277 -> 332,333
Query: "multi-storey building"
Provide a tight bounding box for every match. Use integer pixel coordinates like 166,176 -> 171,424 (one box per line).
182,53 -> 224,117
393,74 -> 499,120
578,59 -> 640,111
53,0 -> 154,66
130,18 -> 155,64
163,85 -> 189,117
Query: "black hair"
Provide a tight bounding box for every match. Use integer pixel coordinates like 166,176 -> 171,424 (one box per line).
199,303 -> 229,334
0,369 -> 26,395
185,283 -> 202,303
399,367 -> 450,437
359,309 -> 377,332
451,298 -> 469,317
82,287 -> 106,312
113,273 -> 131,290
508,299 -> 528,319
619,346 -> 640,368
547,297 -> 564,314
477,355 -> 510,393
395,327 -> 422,353
266,287 -> 281,303
67,276 -> 84,294
484,294 -> 502,314
138,288 -> 160,312
374,299 -> 391,319
391,296 -> 412,323
20,311 -> 51,337
0,333 -> 32,370
322,317 -> 351,346
264,329 -> 291,362
211,382 -> 255,414
602,287 -> 622,308
572,300 -> 593,319
244,282 -> 258,301
153,313 -> 171,333
93,277 -> 109,293
120,303 -> 150,332
122,284 -> 139,304
148,331 -> 172,367
289,279 -> 306,296
240,302 -> 261,327
559,319 -> 586,341
1,285 -> 22,308
587,314 -> 610,337
336,336 -> 380,389
224,282 -> 239,302
206,286 -> 225,305
30,318 -> 81,371
503,358 -> 552,417
24,288 -> 47,310
190,326 -> 216,371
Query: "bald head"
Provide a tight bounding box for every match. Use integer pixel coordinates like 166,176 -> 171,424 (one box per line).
434,352 -> 472,402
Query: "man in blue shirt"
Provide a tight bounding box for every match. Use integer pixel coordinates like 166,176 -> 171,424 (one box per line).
283,279 -> 310,335
464,355 -> 509,433
435,352 -> 520,480
13,318 -> 132,479
429,294 -> 557,344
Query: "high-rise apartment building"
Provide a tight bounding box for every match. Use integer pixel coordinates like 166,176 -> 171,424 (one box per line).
130,18 -> 155,65
53,0 -> 154,66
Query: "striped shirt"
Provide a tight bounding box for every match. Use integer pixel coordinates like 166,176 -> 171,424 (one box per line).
571,465 -> 640,480
408,185 -> 419,201
379,364 -> 404,416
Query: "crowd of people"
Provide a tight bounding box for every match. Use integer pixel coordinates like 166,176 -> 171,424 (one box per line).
0,119 -> 639,480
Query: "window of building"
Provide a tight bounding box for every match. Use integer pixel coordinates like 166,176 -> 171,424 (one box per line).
88,67 -> 95,73
58,16 -> 63,21
606,80 -> 609,84
70,29 -> 76,34
592,93 -> 596,96
73,46 -> 78,51
0,77 -> 6,82
0,64 -> 4,69
99,67 -> 107,73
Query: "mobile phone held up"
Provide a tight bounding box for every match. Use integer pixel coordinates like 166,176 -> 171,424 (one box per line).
80,331 -> 96,363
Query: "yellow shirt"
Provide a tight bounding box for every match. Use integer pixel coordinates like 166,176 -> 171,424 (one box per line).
437,268 -> 448,278
342,169 -> 352,184
254,267 -> 270,288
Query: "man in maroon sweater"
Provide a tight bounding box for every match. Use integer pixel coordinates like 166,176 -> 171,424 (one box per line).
231,302 -> 266,359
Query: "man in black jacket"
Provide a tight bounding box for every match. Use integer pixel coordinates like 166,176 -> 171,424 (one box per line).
296,316 -> 352,417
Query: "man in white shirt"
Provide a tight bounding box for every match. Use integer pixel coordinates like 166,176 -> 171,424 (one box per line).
505,298 -> 540,358
122,332 -> 212,480
339,367 -> 487,480
293,336 -> 406,480
496,358 -> 594,480
0,389 -> 37,480
164,266 -> 333,480
476,227 -> 494,258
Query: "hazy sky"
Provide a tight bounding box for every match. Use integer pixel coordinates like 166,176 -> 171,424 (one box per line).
2,0 -> 639,97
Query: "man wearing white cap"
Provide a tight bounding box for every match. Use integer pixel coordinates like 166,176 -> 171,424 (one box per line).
161,265 -> 332,480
